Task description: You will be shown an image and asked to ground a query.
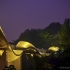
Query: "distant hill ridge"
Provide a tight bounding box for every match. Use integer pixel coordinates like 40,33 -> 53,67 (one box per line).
44,22 -> 61,35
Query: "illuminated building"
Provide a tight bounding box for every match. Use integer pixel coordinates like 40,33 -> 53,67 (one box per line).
0,26 -> 51,70
0,26 -> 40,70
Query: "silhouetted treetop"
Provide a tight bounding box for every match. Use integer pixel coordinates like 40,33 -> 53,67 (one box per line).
44,22 -> 61,35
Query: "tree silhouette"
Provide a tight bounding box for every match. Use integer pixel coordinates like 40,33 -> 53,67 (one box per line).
3,65 -> 16,70
59,18 -> 70,50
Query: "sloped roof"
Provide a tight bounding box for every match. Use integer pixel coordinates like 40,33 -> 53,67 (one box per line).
0,26 -> 9,48
0,26 -> 40,62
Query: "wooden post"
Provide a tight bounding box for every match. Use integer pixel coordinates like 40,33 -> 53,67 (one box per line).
0,50 -> 8,70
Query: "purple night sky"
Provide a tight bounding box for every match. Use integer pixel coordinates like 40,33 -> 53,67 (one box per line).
0,0 -> 70,42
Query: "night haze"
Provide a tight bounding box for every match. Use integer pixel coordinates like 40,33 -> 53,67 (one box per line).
0,0 -> 70,42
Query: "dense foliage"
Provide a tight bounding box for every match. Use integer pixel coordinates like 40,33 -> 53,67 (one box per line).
10,18 -> 70,70
10,22 -> 61,49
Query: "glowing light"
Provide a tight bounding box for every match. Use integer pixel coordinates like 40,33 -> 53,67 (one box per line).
16,41 -> 35,48
31,54 -> 33,57
0,50 -> 4,56
6,49 -> 22,62
48,46 -> 59,51
6,41 -> 37,62
39,52 -> 51,56
0,27 -> 39,62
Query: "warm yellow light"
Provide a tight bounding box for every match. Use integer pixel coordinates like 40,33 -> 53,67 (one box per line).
6,49 -> 22,62
0,50 -> 4,56
0,27 -> 40,63
39,52 -> 51,56
31,54 -> 33,57
16,41 -> 35,48
6,41 -> 37,62
48,46 -> 59,52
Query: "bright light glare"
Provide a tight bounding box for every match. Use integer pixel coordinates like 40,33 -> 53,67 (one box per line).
31,54 -> 33,57
48,46 -> 59,51
16,41 -> 35,48
0,50 -> 4,56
